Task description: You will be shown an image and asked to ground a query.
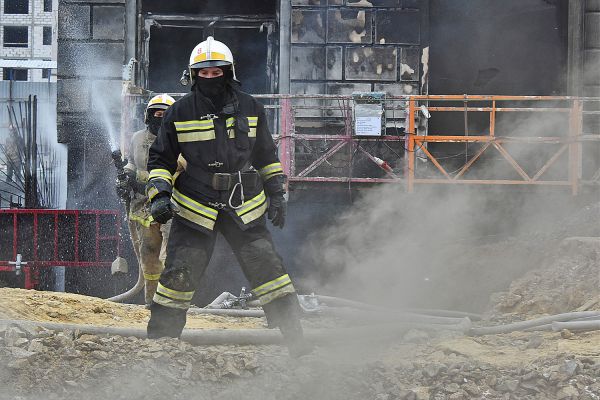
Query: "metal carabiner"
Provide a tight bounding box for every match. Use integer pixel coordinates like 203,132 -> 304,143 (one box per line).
228,171 -> 245,210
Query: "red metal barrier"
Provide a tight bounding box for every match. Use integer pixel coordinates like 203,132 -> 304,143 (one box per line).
0,209 -> 121,289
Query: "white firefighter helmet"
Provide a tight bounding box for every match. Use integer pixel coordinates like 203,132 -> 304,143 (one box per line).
144,94 -> 175,123
188,36 -> 237,80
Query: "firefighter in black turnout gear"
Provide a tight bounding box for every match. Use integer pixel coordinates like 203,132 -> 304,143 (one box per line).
146,37 -> 312,357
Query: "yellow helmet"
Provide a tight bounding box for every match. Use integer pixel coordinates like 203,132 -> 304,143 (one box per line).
188,36 -> 237,80
144,94 -> 175,123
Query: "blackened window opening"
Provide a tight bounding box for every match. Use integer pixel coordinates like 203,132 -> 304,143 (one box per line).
43,27 -> 52,45
4,0 -> 28,14
3,26 -> 28,47
3,68 -> 28,81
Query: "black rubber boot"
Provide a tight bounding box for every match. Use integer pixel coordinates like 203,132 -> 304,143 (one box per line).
262,294 -> 314,358
147,302 -> 187,339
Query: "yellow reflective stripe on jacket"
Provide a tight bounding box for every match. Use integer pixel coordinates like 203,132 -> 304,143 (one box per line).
129,213 -> 152,227
177,130 -> 216,143
236,191 -> 266,217
149,169 -> 173,184
143,272 -> 162,281
176,206 -> 216,230
172,189 -> 218,220
174,120 -> 214,132
225,117 -> 257,139
226,117 -> 236,139
156,282 -> 194,301
147,186 -> 159,201
253,274 -> 292,297
258,163 -> 283,179
239,201 -> 267,224
248,116 -> 258,138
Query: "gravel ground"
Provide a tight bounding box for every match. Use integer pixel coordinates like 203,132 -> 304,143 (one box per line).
0,201 -> 598,400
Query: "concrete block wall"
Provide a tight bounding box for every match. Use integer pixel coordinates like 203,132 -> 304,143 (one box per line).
288,0 -> 427,178
57,0 -> 125,142
57,0 -> 125,210
0,0 -> 57,81
290,0 -> 425,98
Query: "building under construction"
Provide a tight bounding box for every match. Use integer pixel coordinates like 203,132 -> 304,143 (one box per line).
2,2 -> 600,398
1,0 -> 598,299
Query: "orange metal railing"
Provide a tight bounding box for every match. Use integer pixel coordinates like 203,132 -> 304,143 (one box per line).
120,91 -> 600,195
404,96 -> 594,195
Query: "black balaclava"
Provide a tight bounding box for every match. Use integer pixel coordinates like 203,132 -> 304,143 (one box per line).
147,113 -> 162,135
193,66 -> 233,111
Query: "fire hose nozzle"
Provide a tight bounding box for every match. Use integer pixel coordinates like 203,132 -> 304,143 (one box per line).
111,150 -> 128,171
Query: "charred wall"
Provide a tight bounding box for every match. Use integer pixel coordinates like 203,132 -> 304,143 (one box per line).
290,0 -> 427,98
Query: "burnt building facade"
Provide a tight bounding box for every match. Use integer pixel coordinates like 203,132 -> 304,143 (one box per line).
55,0 -> 599,300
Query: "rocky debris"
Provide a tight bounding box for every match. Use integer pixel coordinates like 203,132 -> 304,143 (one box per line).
488,236 -> 600,317
2,320 -> 598,400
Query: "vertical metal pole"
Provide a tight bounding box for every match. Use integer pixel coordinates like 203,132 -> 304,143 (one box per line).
406,98 -> 416,193
567,0 -> 584,96
32,96 -> 38,207
490,99 -> 496,137
24,96 -> 32,207
279,0 -> 291,94
279,98 -> 291,177
125,0 -> 137,66
568,100 -> 582,195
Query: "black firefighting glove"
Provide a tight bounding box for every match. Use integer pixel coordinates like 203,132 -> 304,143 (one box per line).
267,192 -> 286,229
123,169 -> 147,195
115,174 -> 130,201
150,194 -> 174,224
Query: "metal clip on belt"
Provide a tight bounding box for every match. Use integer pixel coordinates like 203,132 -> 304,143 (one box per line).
228,171 -> 245,210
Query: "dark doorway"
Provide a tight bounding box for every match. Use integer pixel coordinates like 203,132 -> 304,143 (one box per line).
147,24 -> 273,94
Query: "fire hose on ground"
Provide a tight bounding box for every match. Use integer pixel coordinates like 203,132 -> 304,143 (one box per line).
105,288 -> 600,338
468,311 -> 600,336
0,318 -> 470,346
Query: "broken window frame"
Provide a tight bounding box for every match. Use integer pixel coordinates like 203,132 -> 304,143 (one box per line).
138,14 -> 279,94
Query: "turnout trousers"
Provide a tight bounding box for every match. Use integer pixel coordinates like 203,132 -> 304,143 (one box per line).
147,213 -> 303,345
128,219 -> 170,305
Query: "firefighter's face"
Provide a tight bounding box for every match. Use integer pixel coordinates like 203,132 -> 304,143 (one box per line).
197,67 -> 224,79
153,110 -> 165,118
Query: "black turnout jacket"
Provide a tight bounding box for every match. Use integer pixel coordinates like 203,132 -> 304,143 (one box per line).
146,86 -> 284,233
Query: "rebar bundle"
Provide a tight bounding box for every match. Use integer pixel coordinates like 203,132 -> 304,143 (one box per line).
0,95 -> 59,209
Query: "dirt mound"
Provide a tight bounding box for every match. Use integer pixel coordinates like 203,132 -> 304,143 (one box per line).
488,237 -> 600,317
0,288 -> 263,330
